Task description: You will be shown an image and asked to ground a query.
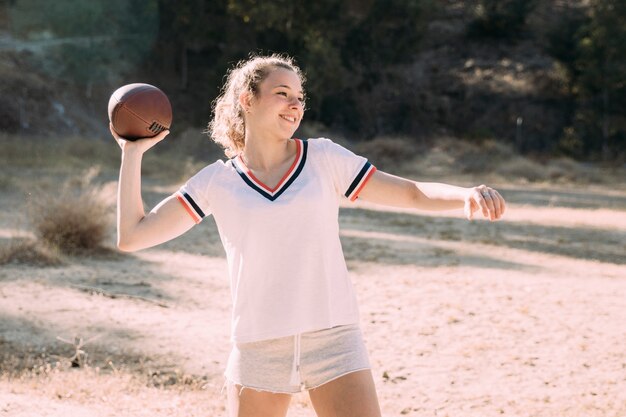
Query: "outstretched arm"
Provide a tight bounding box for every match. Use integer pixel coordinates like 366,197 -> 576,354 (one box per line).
113,125 -> 196,252
357,170 -> 505,221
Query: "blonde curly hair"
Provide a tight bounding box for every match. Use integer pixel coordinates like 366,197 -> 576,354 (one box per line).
208,54 -> 306,158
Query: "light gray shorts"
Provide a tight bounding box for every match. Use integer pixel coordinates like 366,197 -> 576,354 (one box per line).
224,323 -> 371,394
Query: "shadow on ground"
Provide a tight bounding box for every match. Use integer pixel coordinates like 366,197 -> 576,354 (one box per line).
494,186 -> 626,210
340,208 -> 626,265
0,313 -> 168,375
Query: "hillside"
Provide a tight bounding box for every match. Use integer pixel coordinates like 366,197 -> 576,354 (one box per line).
1,1 -> 620,160
401,3 -> 566,151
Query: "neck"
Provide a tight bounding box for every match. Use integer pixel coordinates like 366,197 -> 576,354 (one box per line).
241,130 -> 294,171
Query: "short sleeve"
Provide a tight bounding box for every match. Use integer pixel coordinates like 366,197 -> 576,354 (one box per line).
176,161 -> 221,223
316,138 -> 377,201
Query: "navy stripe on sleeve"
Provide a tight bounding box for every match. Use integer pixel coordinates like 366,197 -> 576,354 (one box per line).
182,191 -> 205,219
344,161 -> 372,199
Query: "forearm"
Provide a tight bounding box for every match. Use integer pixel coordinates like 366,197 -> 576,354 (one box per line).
359,170 -> 504,220
413,181 -> 469,211
117,149 -> 147,247
358,171 -> 469,211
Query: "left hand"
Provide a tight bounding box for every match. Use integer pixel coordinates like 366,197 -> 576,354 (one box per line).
464,185 -> 506,221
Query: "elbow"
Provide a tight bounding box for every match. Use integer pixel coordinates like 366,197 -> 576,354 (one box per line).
117,236 -> 141,252
409,182 -> 424,209
117,244 -> 132,253
116,241 -> 134,253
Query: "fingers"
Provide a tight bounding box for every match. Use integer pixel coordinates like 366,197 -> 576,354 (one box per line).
492,189 -> 506,217
109,123 -> 125,149
471,185 -> 505,221
480,189 -> 497,221
151,128 -> 170,142
109,123 -> 120,140
478,187 -> 492,218
109,123 -> 170,151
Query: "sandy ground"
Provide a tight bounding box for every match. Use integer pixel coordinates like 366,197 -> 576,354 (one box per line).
1,175 -> 625,416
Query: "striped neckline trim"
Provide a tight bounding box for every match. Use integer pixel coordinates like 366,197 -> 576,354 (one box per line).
232,139 -> 308,201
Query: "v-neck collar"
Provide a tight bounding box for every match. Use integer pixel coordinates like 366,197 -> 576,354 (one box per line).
232,138 -> 308,201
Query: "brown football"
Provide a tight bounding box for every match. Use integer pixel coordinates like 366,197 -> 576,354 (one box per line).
108,83 -> 172,140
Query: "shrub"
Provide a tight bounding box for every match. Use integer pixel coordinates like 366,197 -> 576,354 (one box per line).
0,237 -> 62,266
29,167 -> 114,254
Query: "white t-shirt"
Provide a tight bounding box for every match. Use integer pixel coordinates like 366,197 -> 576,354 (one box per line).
177,138 -> 377,343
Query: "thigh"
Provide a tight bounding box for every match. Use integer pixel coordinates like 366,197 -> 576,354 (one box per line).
308,369 -> 382,417
227,381 -> 292,417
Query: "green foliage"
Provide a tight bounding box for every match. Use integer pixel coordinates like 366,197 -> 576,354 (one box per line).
574,0 -> 626,157
6,0 -> 625,159
558,126 -> 586,158
341,0 -> 427,68
543,8 -> 588,89
467,0 -> 537,40
153,0 -> 433,137
160,0 -> 229,51
542,0 -> 626,159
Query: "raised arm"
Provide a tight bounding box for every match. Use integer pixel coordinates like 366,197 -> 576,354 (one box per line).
112,125 -> 196,252
357,170 -> 505,221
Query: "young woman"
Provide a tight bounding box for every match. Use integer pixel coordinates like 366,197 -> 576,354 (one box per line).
111,54 -> 505,417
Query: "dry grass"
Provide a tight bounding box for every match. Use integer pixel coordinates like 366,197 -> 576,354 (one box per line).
2,130 -> 620,188
354,136 -> 417,170
0,133 -> 120,173
0,130 -> 219,185
28,166 -> 115,255
497,156 -> 547,182
1,132 -> 625,417
0,341 -> 209,391
144,127 -> 224,182
0,237 -> 63,266
356,135 -> 626,186
0,169 -> 12,191
0,341 -> 223,417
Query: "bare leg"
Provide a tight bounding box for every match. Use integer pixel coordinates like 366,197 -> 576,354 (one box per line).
226,381 -> 292,417
308,369 -> 382,417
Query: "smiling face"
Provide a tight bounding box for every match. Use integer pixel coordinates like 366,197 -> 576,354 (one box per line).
243,67 -> 305,140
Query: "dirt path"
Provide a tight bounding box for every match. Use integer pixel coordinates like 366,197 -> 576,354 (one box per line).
1,180 -> 625,416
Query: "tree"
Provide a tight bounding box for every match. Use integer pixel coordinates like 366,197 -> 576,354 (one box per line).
575,0 -> 626,159
225,0 -> 433,136
467,0 -> 537,40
